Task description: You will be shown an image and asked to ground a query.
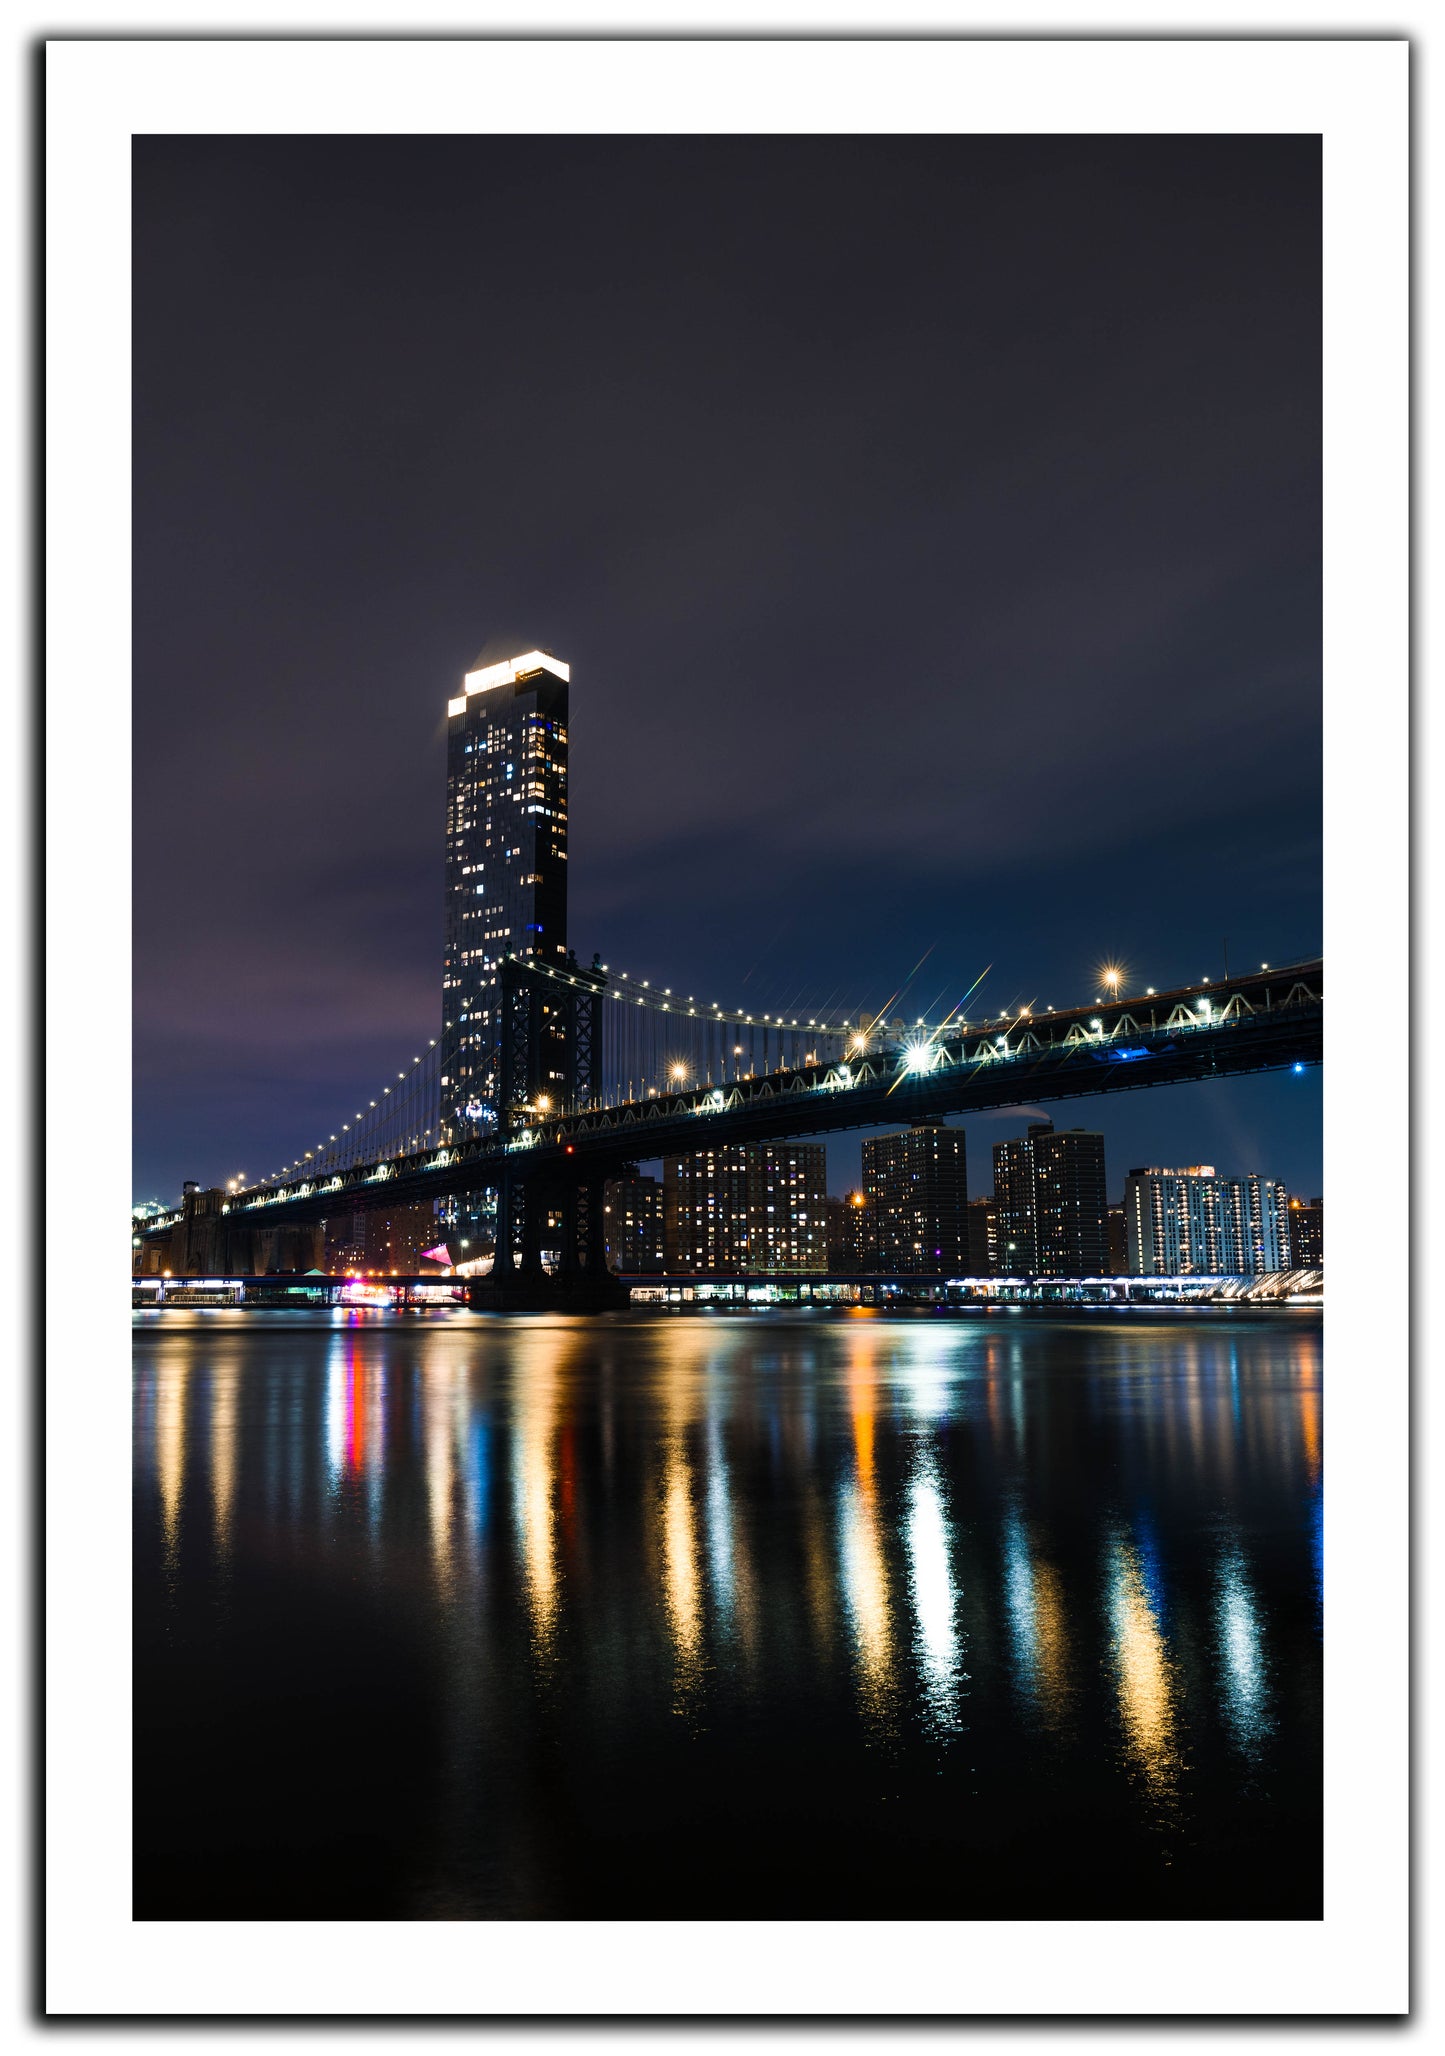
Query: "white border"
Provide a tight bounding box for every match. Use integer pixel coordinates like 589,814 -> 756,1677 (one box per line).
44,29 -> 1408,2022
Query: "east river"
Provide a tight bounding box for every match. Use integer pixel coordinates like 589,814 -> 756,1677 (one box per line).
133,1307 -> 1322,1921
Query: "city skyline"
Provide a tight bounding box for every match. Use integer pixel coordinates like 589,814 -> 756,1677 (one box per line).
133,134 -> 1322,1200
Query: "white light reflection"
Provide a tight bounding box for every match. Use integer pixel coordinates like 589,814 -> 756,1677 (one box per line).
1215,1545 -> 1270,1752
324,1353 -> 346,1491
838,1476 -> 892,1719
896,1326 -> 959,1423
1003,1507 -> 1036,1697
905,1456 -> 963,1733
705,1408 -> 736,1637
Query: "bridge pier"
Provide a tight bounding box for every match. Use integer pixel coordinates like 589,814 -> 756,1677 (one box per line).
493,1173 -> 516,1275
584,1175 -> 608,1275
467,1167 -> 629,1313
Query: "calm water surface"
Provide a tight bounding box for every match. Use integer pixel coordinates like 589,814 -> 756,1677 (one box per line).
133,1307 -> 1322,1920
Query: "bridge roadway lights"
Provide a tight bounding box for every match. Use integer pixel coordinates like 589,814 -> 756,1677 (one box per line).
196,965 -> 1322,1245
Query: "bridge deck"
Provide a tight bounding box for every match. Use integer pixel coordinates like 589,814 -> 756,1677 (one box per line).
140,960 -> 1321,1235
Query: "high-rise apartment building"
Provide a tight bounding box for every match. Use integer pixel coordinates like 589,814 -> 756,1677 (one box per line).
826,1190 -> 877,1274
1106,1202 -> 1129,1276
1240,1174 -> 1293,1273
965,1194 -> 998,1277
992,1122 -> 1108,1276
441,649 -> 571,1141
1125,1167 -> 1294,1275
1125,1166 -> 1228,1274
664,1143 -> 827,1273
1287,1195 -> 1324,1267
862,1121 -> 969,1273
604,1174 -> 665,1274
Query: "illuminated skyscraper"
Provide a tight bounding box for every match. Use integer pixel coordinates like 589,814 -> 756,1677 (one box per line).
441,648 -> 571,1141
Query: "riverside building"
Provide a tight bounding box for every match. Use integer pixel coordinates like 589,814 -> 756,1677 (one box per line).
861,1121 -> 969,1273
604,1173 -> 665,1274
1237,1174 -> 1294,1273
992,1122 -> 1108,1276
1287,1195 -> 1324,1267
663,1142 -> 827,1273
826,1190 -> 877,1274
966,1194 -> 998,1277
1124,1167 -> 1294,1275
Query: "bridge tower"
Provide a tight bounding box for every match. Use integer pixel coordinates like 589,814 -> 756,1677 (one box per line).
485,950 -> 623,1303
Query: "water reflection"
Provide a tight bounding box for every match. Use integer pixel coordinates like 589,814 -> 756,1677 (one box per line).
1215,1545 -> 1270,1753
512,1350 -> 560,1658
325,1352 -> 347,1490
1299,1375 -> 1321,1488
135,1307 -> 1323,1918
905,1452 -> 963,1734
1003,1507 -> 1071,1730
423,1363 -> 458,1589
704,1405 -> 739,1643
661,1422 -> 704,1695
210,1356 -> 239,1559
155,1356 -> 188,1579
1106,1529 -> 1181,1801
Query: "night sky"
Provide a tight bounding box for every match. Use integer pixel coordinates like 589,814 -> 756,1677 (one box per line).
133,134 -> 1321,1205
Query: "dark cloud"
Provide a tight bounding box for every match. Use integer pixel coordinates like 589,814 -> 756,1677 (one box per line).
133,134 -> 1320,1199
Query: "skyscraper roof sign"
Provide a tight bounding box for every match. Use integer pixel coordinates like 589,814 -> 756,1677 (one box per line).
447,650 -> 570,717
458,648 -> 570,700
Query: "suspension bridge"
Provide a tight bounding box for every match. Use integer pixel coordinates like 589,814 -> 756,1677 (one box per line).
138,954 -> 1323,1308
